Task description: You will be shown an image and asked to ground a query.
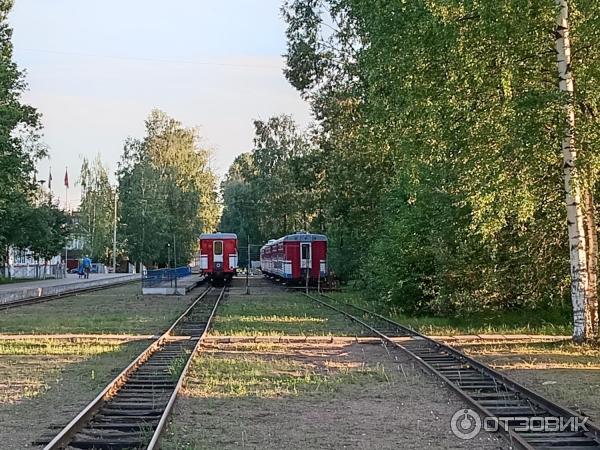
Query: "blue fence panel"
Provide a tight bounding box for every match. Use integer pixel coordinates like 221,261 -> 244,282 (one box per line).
143,266 -> 192,288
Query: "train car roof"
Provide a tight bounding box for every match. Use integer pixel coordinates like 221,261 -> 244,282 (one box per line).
260,232 -> 328,249
200,232 -> 238,240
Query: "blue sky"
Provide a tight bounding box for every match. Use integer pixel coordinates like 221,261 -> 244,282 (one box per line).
9,0 -> 311,209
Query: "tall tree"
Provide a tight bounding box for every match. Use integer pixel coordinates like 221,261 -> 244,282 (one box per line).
0,0 -> 45,272
118,110 -> 219,267
79,155 -> 115,264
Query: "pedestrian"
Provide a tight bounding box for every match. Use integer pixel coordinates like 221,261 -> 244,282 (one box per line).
77,258 -> 85,279
83,255 -> 92,279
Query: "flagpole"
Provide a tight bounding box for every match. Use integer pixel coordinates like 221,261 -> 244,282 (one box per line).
64,167 -> 69,278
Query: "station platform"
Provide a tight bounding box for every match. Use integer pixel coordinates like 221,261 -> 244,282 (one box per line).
142,273 -> 204,295
0,273 -> 139,306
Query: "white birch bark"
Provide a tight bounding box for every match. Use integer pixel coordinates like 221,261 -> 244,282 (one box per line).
555,0 -> 588,342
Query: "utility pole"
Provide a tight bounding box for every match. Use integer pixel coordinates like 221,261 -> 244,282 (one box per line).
112,190 -> 118,273
173,234 -> 177,267
246,236 -> 250,295
305,265 -> 310,295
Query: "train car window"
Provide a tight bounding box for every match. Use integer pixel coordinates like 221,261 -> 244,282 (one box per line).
214,241 -> 223,256
301,243 -> 310,260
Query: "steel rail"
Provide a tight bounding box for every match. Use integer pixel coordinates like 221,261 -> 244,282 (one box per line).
0,279 -> 138,311
305,292 -> 600,450
146,285 -> 225,449
40,285 -> 222,450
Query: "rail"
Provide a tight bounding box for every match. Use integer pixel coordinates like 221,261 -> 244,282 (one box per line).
37,285 -> 225,449
305,292 -> 600,450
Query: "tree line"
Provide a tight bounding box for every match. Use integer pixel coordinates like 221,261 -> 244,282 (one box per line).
77,110 -> 220,269
0,1 -> 70,274
220,1 -> 600,341
1,2 -> 219,275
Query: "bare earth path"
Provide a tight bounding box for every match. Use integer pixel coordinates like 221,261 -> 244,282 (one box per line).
163,278 -> 504,449
162,341 -> 504,450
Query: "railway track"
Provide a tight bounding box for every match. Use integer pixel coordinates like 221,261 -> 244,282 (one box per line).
35,286 -> 226,450
0,279 -> 138,311
306,292 -> 600,450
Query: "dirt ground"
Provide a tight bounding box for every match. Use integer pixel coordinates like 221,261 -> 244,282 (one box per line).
460,341 -> 600,424
162,342 -> 505,450
0,338 -> 149,449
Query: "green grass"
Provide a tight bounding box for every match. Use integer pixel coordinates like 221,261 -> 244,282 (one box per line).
0,338 -> 149,404
0,278 -> 32,285
168,352 -> 191,382
186,351 -> 389,398
0,283 -> 196,335
211,293 -> 369,336
326,290 -> 573,336
0,339 -> 126,356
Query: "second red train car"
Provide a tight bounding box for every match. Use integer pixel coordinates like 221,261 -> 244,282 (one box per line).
260,232 -> 327,283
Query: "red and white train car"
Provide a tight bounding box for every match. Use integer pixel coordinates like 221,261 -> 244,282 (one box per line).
199,232 -> 238,283
260,232 -> 327,283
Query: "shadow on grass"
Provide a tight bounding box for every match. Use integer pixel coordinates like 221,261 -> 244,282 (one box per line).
328,291 -> 573,336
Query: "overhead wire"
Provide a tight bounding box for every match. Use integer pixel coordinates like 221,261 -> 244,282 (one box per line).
15,47 -> 283,70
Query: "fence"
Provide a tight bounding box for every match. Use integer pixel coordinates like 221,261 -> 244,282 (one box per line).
3,264 -> 66,280
142,266 -> 192,288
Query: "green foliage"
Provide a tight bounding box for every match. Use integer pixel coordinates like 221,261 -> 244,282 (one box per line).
0,0 -> 48,269
21,203 -> 70,261
78,155 -> 115,264
278,0 -> 600,316
118,110 -> 219,266
219,115 -> 323,252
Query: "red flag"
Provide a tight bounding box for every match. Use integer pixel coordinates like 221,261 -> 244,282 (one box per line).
64,168 -> 69,188
48,168 -> 52,190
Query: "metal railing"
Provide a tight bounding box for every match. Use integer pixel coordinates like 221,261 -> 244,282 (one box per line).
142,266 -> 192,288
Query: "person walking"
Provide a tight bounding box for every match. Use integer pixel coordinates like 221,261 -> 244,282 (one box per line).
77,258 -> 85,279
83,255 -> 92,279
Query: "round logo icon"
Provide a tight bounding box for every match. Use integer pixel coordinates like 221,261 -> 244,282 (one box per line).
451,409 -> 482,440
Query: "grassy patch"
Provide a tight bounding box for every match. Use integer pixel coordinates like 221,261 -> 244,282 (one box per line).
461,340 -> 600,368
0,283 -> 196,335
327,290 -> 572,336
0,339 -> 125,356
0,338 -> 148,404
168,352 -> 191,382
0,339 -> 149,448
0,278 -> 31,285
211,293 -> 368,336
184,347 -> 388,399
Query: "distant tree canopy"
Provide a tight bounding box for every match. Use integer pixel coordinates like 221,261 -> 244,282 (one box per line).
118,110 -> 219,267
225,0 -> 600,340
219,115 -> 323,254
78,155 -> 116,264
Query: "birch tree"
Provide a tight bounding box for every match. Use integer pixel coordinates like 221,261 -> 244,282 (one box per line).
555,0 -> 599,342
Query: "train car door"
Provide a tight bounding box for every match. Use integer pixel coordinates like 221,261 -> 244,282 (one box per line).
300,242 -> 312,269
214,240 -> 224,272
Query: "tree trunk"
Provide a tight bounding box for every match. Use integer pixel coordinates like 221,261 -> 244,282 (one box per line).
555,0 -> 589,343
583,189 -> 599,338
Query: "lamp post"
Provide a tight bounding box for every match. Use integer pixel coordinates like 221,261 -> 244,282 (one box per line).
112,190 -> 118,273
